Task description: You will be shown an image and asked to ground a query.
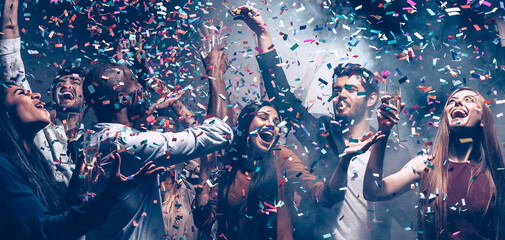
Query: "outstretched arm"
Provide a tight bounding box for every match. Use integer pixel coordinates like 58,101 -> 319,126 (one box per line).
281,133 -> 384,208
294,52 -> 331,102
2,0 -> 19,39
327,132 -> 385,198
0,0 -> 29,90
198,20 -> 236,126
206,46 -> 232,126
193,38 -> 234,233
234,6 -> 324,153
496,15 -> 505,47
363,96 -> 423,201
203,41 -> 233,126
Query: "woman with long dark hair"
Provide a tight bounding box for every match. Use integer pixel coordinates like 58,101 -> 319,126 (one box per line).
193,101 -> 383,240
363,87 -> 505,239
0,84 -> 163,239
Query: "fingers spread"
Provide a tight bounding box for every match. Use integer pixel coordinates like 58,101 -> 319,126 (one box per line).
147,166 -> 166,175
130,161 -> 163,181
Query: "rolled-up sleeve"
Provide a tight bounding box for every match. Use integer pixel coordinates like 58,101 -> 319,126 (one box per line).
0,37 -> 30,90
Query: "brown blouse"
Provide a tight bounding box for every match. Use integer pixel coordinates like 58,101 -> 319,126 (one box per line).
193,146 -> 342,240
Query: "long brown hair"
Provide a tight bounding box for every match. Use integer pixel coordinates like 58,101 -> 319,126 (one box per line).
419,87 -> 505,239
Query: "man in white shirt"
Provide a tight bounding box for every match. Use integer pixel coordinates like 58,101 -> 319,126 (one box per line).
82,62 -> 233,239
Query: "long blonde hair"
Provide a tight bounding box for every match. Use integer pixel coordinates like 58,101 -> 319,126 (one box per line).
419,87 -> 505,239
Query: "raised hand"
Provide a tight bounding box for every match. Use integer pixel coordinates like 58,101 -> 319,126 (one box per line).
115,34 -> 149,73
149,89 -> 186,111
105,153 -> 165,197
146,77 -> 170,94
343,131 -> 386,159
376,95 -> 405,132
197,20 -> 227,55
204,44 -> 228,75
231,6 -> 267,35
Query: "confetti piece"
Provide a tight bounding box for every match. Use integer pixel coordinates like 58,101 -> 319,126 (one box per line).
459,138 -> 473,143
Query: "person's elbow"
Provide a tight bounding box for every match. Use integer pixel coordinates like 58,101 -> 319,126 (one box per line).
363,185 -> 391,202
363,188 -> 378,202
323,192 -> 345,208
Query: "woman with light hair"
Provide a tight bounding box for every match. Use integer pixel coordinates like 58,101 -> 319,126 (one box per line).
363,87 -> 505,239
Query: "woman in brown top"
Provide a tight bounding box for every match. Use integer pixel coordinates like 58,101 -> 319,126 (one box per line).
363,87 -> 505,239
193,102 -> 383,240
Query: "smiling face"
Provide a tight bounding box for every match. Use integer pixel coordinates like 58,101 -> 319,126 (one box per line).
54,74 -> 85,112
248,106 -> 281,153
332,75 -> 369,122
5,86 -> 49,133
445,90 -> 483,131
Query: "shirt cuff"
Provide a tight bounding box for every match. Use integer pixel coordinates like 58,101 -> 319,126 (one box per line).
0,37 -> 21,56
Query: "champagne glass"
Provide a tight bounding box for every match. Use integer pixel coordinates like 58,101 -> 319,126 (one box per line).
82,130 -> 100,200
387,85 -> 405,143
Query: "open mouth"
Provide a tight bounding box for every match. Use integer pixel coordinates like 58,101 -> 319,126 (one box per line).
336,101 -> 347,111
60,90 -> 75,100
450,108 -> 468,119
35,101 -> 45,109
259,131 -> 274,143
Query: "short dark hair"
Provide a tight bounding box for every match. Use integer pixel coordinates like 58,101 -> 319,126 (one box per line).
83,62 -> 131,115
50,67 -> 88,89
56,66 -> 88,79
332,63 -> 378,98
49,67 -> 88,100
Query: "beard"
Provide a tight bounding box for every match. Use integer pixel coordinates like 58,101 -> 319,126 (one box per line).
54,99 -> 85,113
334,98 -> 368,124
127,100 -> 149,120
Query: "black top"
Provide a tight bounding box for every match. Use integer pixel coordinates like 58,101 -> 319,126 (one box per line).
0,154 -> 119,240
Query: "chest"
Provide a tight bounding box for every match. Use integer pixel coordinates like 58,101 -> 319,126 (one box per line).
226,171 -> 253,208
446,163 -> 492,217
